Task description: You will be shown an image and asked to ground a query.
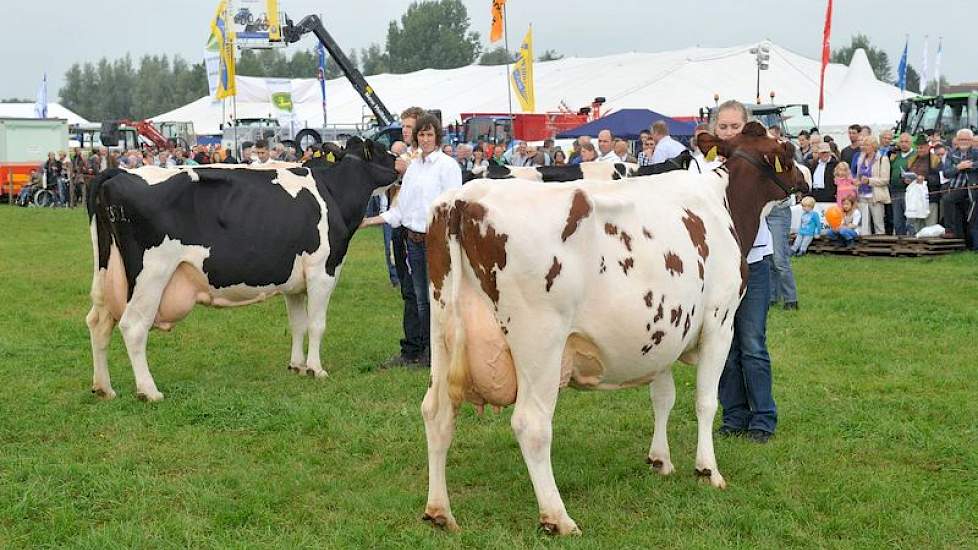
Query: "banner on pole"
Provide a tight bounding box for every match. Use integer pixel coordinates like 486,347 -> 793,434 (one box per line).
510,25 -> 535,112
210,0 -> 237,99
34,73 -> 48,119
818,0 -> 832,111
896,37 -> 908,92
490,0 -> 506,44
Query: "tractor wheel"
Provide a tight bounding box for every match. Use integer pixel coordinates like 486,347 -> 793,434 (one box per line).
295,129 -> 322,154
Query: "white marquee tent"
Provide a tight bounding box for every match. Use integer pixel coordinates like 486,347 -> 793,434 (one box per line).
0,102 -> 90,125
154,43 -> 910,137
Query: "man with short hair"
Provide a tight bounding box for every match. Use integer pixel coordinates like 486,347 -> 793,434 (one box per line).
252,140 -> 271,164
507,140 -> 532,166
649,120 -> 685,164
613,140 -> 634,163
888,132 -> 915,236
795,130 -> 812,163
596,129 -> 618,162
808,142 -> 839,203
455,143 -> 474,170
240,141 -> 255,164
879,129 -> 894,157
941,129 -> 978,248
840,124 -> 863,171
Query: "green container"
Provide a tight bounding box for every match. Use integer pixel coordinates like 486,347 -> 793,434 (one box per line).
0,118 -> 69,163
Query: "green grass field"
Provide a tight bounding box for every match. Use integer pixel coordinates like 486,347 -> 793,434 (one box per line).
1,206 -> 977,549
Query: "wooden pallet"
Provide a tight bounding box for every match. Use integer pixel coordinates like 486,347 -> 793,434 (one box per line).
806,235 -> 967,257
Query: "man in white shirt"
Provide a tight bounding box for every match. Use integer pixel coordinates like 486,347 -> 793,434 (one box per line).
253,140 -> 272,165
596,129 -> 619,162
712,100 -> 777,444
649,120 -> 687,164
362,113 -> 463,366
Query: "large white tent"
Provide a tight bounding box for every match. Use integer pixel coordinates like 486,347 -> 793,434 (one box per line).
0,103 -> 90,125
154,43 -> 910,137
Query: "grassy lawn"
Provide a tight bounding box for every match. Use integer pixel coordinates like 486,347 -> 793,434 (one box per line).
1,206 -> 976,549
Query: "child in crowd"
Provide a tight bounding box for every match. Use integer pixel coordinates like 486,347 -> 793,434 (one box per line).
825,195 -> 861,247
833,162 -> 856,207
792,196 -> 822,256
903,171 -> 930,236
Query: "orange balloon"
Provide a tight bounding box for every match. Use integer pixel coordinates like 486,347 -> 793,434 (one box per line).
824,205 -> 844,230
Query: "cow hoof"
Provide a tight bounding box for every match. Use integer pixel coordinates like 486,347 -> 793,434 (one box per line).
91,387 -> 117,400
539,516 -> 581,536
136,390 -> 164,402
287,364 -> 303,373
422,510 -> 459,532
305,368 -> 328,379
696,468 -> 727,489
647,456 -> 674,475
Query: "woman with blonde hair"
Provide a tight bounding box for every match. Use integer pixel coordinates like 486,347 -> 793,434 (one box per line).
854,136 -> 890,235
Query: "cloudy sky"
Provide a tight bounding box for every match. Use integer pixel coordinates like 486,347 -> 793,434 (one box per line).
2,0 -> 973,100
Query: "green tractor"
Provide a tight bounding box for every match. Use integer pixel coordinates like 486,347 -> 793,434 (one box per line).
897,92 -> 978,143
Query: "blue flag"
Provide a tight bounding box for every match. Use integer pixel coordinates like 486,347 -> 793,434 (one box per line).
316,43 -> 327,124
896,38 -> 908,92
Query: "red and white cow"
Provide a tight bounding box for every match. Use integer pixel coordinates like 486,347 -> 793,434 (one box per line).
421,122 -> 807,534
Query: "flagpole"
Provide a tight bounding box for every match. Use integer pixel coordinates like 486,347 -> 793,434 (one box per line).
503,3 -> 513,121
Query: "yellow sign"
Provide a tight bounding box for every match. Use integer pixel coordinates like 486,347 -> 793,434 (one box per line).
510,25 -> 535,112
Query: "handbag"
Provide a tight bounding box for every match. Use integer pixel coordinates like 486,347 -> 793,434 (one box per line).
871,157 -> 891,204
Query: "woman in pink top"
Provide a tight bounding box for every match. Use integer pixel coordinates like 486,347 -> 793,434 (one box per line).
833,162 -> 857,206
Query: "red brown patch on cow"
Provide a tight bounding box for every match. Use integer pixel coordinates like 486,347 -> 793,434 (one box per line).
643,291 -> 654,308
604,223 -> 619,236
457,200 -> 509,306
739,258 -> 749,296
664,252 -> 684,276
641,331 -> 666,355
670,305 -> 683,327
642,226 -> 654,240
619,231 -> 633,252
545,256 -> 562,292
426,203 -> 452,303
619,257 -> 634,275
561,189 -> 591,242
653,296 -> 665,322
681,209 -> 710,261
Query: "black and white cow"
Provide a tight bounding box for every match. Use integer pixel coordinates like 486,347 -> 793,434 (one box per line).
482,150 -> 696,182
85,139 -> 398,401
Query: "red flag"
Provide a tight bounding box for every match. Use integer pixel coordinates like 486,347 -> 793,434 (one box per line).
818,0 -> 833,110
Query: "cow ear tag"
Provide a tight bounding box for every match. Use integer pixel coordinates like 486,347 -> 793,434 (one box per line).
774,156 -> 784,173
705,146 -> 718,162
326,151 -> 336,163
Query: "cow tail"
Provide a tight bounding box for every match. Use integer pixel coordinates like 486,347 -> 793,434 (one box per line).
86,169 -> 124,306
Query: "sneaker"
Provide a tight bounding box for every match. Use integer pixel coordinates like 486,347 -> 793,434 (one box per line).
746,429 -> 772,444
783,302 -> 799,311
379,354 -> 421,369
717,425 -> 746,438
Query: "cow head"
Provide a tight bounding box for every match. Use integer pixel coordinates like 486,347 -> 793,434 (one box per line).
696,122 -> 810,257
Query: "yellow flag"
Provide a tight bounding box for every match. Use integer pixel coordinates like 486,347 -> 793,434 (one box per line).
510,25 -> 535,112
211,0 -> 236,99
490,0 -> 506,43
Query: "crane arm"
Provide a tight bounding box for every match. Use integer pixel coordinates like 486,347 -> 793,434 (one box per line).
281,14 -> 395,127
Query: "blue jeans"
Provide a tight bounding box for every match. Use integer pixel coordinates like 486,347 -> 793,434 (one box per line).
406,238 -> 430,355
890,191 -> 909,236
720,255 -> 777,434
366,196 -> 398,283
791,234 -> 814,255
392,227 -> 423,359
766,204 -> 797,304
825,228 -> 858,243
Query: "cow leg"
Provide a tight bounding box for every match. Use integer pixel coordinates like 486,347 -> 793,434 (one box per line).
302,270 -> 336,378
509,335 -> 580,536
693,329 -> 735,489
117,261 -> 179,402
283,293 -> 308,373
86,304 -> 116,400
421,329 -> 459,532
646,367 -> 676,475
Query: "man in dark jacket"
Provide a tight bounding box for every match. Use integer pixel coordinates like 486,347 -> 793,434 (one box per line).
942,129 -> 978,248
807,142 -> 839,203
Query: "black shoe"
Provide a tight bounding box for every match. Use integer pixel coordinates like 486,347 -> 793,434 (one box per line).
746,429 -> 772,444
411,352 -> 431,369
783,302 -> 799,311
380,354 -> 421,369
717,425 -> 746,438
